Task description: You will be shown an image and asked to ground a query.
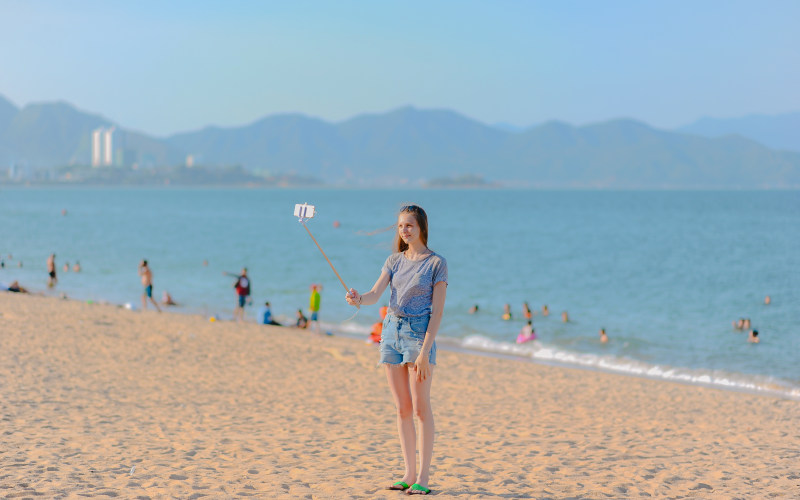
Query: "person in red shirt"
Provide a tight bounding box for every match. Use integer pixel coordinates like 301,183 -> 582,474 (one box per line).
227,267 -> 251,322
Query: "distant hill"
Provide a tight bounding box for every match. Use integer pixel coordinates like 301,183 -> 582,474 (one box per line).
165,109 -> 800,188
1,95 -> 799,188
492,122 -> 528,133
0,96 -> 111,166
501,119 -> 800,188
0,95 -> 19,162
0,95 -> 178,167
677,112 -> 800,152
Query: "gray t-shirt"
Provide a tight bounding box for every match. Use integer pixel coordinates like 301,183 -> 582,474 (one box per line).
382,251 -> 448,317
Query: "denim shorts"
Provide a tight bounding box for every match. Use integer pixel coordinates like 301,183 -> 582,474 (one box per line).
379,313 -> 437,366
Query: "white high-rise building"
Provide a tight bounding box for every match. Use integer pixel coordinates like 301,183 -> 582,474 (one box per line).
91,126 -> 117,167
91,128 -> 104,167
103,127 -> 115,166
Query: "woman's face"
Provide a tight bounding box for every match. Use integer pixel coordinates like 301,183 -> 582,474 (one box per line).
398,213 -> 421,245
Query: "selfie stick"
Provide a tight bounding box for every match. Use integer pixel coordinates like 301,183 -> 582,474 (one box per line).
294,203 -> 352,295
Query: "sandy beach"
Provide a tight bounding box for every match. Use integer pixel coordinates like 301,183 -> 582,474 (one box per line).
1,292 -> 798,498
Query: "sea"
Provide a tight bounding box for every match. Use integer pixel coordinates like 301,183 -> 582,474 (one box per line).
2,187 -> 798,399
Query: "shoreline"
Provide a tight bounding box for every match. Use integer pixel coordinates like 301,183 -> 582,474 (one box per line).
2,292 -> 799,498
9,288 -> 800,402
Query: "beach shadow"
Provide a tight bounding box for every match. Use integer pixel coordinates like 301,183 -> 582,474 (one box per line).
441,491 -> 536,498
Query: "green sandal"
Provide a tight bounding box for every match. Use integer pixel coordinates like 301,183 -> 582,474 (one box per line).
386,481 -> 410,491
406,483 -> 431,495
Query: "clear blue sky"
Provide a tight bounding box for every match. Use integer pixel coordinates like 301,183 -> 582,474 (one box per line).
1,0 -> 797,136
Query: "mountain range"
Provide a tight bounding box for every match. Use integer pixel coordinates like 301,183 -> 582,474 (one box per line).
678,112 -> 800,153
1,94 -> 799,188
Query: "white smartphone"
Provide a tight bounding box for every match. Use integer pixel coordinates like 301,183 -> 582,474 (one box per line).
294,203 -> 316,219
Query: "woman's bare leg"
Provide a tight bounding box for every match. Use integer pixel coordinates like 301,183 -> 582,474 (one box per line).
385,364 -> 417,485
409,366 -> 434,488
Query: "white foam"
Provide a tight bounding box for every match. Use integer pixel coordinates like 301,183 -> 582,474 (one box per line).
461,335 -> 800,401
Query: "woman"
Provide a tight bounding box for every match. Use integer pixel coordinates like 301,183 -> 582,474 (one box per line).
346,205 -> 447,496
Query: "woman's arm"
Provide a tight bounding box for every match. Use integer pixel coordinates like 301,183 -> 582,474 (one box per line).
421,281 -> 447,351
414,281 -> 447,381
346,271 -> 390,307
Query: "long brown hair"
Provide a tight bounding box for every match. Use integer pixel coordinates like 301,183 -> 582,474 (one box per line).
393,204 -> 429,253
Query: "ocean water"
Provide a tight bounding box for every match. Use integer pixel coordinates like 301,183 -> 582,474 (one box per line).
2,187 -> 798,398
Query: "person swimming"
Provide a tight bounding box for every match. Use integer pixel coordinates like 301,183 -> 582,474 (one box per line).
522,302 -> 532,320
599,328 -> 608,343
502,303 -> 512,321
748,329 -> 760,343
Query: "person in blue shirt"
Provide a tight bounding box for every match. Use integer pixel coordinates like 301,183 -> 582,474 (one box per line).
257,301 -> 281,326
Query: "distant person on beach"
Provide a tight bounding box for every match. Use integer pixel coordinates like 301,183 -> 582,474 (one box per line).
369,306 -> 389,344
748,329 -> 760,343
309,284 -> 322,334
542,304 -> 549,316
764,295 -> 771,305
345,204 -> 447,495
161,290 -> 178,306
295,309 -> 308,329
502,303 -> 512,321
73,261 -> 81,272
561,311 -> 569,323
258,301 -> 281,326
468,304 -> 478,314
3,280 -> 29,293
225,268 -> 251,322
599,328 -> 608,343
47,253 -> 57,287
523,302 -> 532,320
138,260 -> 161,312
517,321 -> 536,344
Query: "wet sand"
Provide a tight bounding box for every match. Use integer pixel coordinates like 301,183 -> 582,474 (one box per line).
1,292 -> 798,498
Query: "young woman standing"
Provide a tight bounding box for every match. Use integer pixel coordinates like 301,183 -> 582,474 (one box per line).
346,205 -> 447,495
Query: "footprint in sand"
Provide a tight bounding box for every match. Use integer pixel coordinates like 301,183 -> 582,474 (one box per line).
322,348 -> 356,364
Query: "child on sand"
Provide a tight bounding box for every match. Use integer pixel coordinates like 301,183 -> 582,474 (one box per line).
295,309 -> 308,329
346,204 -> 447,495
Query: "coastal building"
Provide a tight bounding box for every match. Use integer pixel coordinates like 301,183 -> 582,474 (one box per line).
91,126 -> 120,167
91,128 -> 103,167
